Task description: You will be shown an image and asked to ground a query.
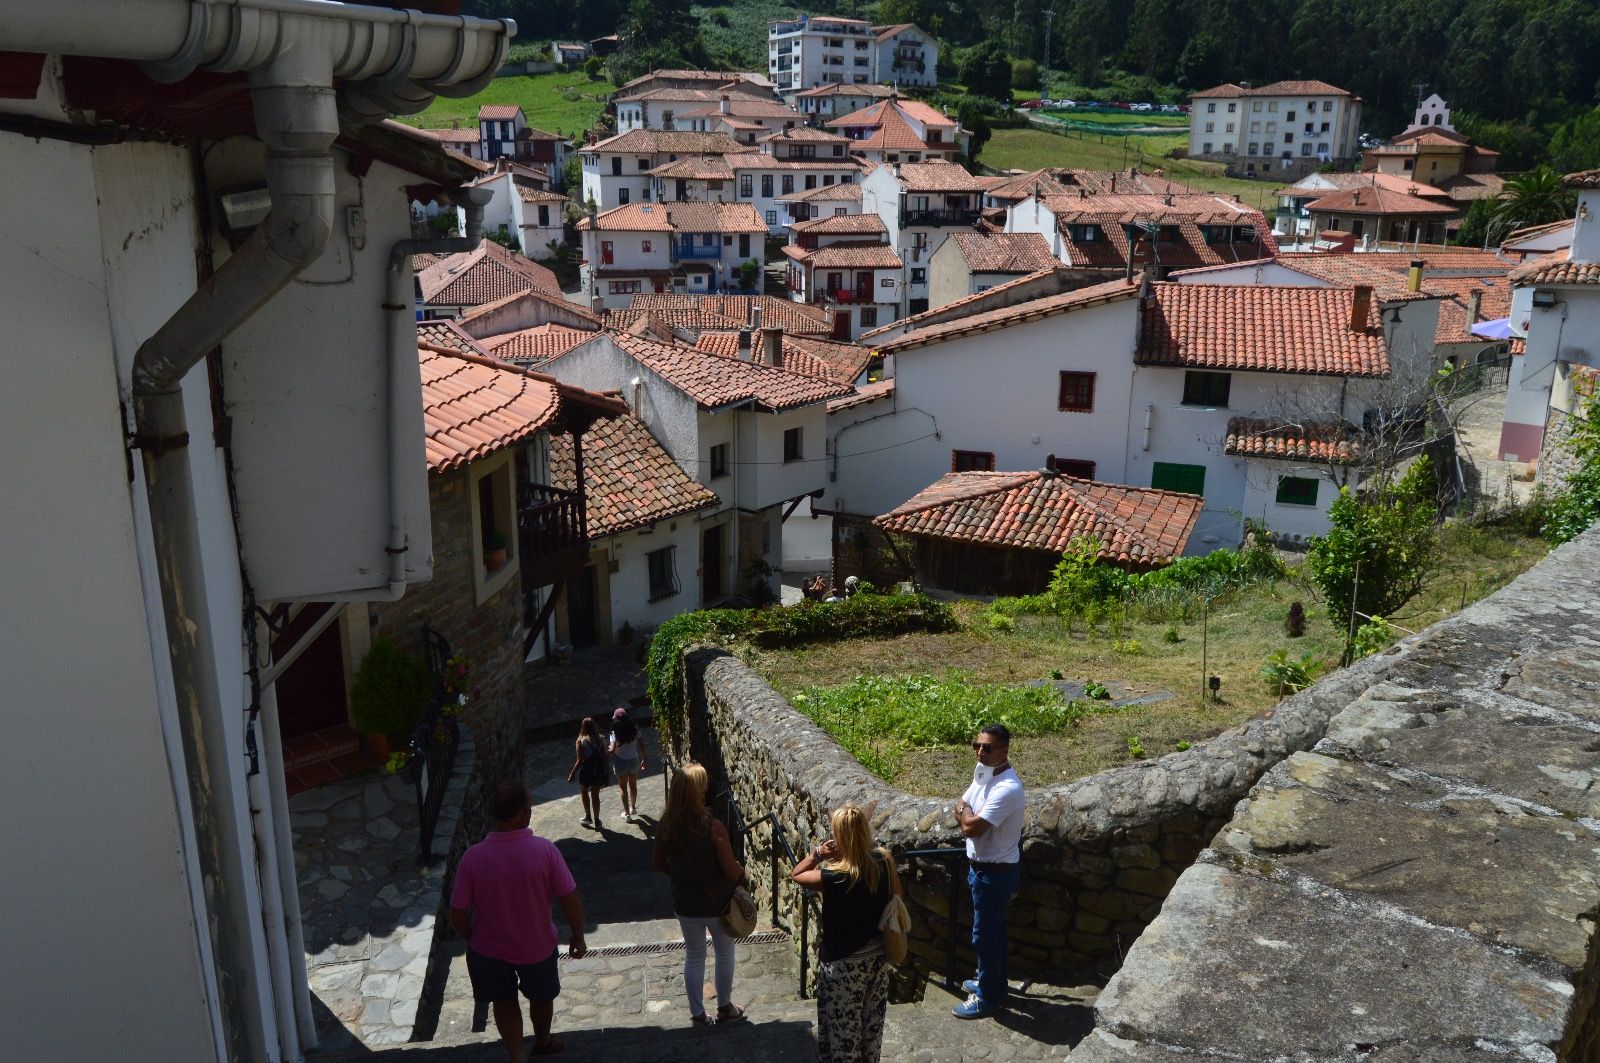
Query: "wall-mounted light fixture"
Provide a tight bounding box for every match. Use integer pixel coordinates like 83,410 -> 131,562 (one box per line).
1580,202 -> 1591,222
218,184 -> 271,238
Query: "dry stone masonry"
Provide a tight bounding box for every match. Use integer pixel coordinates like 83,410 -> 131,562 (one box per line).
1070,526 -> 1600,1061
676,630 -> 1400,987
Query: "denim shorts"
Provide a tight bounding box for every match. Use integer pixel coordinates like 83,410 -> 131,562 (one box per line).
466,947 -> 560,1004
613,755 -> 640,778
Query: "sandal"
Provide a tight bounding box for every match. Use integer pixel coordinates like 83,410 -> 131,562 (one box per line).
531,1035 -> 564,1055
716,1004 -> 747,1025
690,1013 -> 714,1027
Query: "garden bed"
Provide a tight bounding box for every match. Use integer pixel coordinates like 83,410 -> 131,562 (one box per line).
737,525 -> 1547,797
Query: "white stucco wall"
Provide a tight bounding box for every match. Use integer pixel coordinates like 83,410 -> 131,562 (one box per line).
599,517 -> 706,635
1502,280 -> 1600,460
735,404 -> 830,511
2,133 -> 227,1063
542,337 -> 703,474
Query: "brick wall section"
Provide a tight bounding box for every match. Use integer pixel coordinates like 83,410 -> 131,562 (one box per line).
1069,528 -> 1600,1061
372,468 -> 526,841
674,639 -> 1397,987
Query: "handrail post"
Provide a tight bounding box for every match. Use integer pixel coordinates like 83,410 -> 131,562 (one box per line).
799,893 -> 810,1000
945,857 -> 961,991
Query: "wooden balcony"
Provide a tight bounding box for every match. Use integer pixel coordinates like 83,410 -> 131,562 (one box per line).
518,482 -> 588,589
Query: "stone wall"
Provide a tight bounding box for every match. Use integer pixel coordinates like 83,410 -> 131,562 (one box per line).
372,466 -> 526,840
1068,527 -> 1600,1061
830,512 -> 915,590
1538,405 -> 1582,490
674,634 -> 1399,987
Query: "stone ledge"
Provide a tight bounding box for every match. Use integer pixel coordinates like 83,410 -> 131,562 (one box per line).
1070,527 -> 1600,1060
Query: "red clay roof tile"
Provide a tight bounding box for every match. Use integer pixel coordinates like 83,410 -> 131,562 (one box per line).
418,345 -> 560,472
1223,418 -> 1360,464
548,413 -> 719,538
608,332 -> 853,411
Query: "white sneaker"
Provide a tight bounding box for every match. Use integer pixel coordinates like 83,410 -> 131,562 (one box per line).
579,817 -> 593,829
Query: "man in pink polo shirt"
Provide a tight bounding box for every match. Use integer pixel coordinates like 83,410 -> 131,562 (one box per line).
451,780 -> 587,1060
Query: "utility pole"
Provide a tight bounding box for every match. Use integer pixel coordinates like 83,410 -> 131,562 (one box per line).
1043,8 -> 1056,74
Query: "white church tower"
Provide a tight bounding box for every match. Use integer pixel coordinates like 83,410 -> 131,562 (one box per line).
1409,93 -> 1453,133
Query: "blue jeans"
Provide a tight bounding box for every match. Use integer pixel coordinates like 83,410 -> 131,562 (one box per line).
968,863 -> 1020,1008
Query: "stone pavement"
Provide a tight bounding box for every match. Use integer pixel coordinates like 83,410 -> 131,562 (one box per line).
295,730 -> 475,1049
1453,378 -> 1531,504
321,728 -> 1095,1061
523,645 -> 649,734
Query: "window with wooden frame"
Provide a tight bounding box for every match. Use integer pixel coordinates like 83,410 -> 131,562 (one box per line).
951,450 -> 995,472
1151,462 -> 1205,496
1058,371 -> 1096,412
709,442 -> 729,478
1275,476 -> 1319,506
1180,371 -> 1231,408
783,426 -> 803,462
1051,457 -> 1097,479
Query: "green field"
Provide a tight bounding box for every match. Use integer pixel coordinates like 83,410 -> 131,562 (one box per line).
981,127 -> 1280,211
1038,110 -> 1188,128
398,70 -> 608,141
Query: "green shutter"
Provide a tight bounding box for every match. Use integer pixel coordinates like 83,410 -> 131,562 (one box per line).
1275,476 -> 1319,506
1151,462 -> 1205,496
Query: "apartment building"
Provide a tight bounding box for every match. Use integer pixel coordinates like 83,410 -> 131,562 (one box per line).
782,213 -> 904,338
860,161 -> 998,315
1188,80 -> 1362,180
768,16 -> 940,94
579,129 -> 745,209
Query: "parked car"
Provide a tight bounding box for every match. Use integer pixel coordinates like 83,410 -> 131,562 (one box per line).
1178,104 -> 1191,114
1058,99 -> 1077,108
1130,102 -> 1154,112
1159,104 -> 1180,114
1019,99 -> 1046,109
1111,101 -> 1131,110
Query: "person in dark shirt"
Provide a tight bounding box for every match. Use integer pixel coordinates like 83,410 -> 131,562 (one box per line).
792,804 -> 904,1063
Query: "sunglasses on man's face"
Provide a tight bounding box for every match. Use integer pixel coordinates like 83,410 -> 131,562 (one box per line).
971,741 -> 1003,753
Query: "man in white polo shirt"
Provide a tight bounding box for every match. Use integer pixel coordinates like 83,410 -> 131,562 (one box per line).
952,723 -> 1025,1019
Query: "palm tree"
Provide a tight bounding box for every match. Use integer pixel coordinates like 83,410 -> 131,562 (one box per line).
1490,166 -> 1576,242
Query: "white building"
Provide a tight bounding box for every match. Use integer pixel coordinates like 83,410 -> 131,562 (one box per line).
1188,79 -> 1363,180
539,330 -> 853,601
792,81 -> 897,120
778,180 -> 864,227
782,213 -> 904,339
1501,171 -> 1600,463
1,3 -> 510,1060
579,129 -> 745,210
473,104 -> 571,187
729,151 -> 864,233
461,169 -> 569,260
768,16 -> 939,93
829,279 -> 1398,549
860,161 -> 988,315
827,97 -> 966,165
578,202 -> 768,310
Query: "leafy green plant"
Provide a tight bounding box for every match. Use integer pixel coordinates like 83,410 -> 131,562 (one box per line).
349,636 -> 433,738
1113,639 -> 1143,655
1125,734 -> 1146,759
1260,650 -> 1323,698
1352,616 -> 1397,659
1162,624 -> 1181,644
987,613 -> 1016,633
1541,391 -> 1600,545
1050,668 -> 1065,680
1175,740 -> 1192,752
1084,679 -> 1111,700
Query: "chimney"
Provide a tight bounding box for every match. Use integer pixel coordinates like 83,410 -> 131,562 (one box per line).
1040,454 -> 1059,477
762,326 -> 784,368
720,93 -> 732,114
1352,190 -> 1362,206
591,296 -> 605,314
1468,290 -> 1483,323
1350,284 -> 1373,331
1407,259 -> 1423,292
738,327 -> 753,354
749,303 -> 763,331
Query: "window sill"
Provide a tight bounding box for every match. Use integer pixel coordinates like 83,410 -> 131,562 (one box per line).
1058,406 -> 1093,414
1179,403 -> 1228,411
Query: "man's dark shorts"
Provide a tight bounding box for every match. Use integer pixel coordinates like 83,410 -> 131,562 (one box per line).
466,947 -> 560,1004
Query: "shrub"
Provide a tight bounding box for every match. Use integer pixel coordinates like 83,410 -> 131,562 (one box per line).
1260,649 -> 1322,697
1084,679 -> 1111,700
1541,391 -> 1600,544
349,636 -> 433,738
987,613 -> 1016,633
1162,623 -> 1181,643
1125,734 -> 1146,759
1012,58 -> 1041,90
1286,601 -> 1306,638
1113,638 -> 1142,655
1352,616 -> 1397,659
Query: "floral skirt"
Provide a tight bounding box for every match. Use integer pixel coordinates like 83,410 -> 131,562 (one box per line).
815,946 -> 889,1063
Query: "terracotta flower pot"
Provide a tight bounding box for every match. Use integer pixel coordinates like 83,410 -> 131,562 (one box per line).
486,547 -> 508,573
367,732 -> 392,761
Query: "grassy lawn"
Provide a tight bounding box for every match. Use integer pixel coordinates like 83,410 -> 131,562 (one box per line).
1039,111 -> 1189,128
981,127 -> 1281,211
397,70 -> 608,141
738,525 -> 1547,797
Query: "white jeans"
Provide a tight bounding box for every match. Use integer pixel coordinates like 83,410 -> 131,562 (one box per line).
676,914 -> 736,1017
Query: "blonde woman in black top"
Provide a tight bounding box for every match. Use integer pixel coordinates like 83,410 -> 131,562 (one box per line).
792,804 -> 903,1063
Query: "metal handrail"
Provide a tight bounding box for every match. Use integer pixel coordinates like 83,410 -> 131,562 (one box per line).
900,846 -> 969,992
714,786 -> 823,998
411,626 -> 463,866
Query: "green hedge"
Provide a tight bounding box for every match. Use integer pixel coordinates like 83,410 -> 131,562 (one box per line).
646,594 -> 959,747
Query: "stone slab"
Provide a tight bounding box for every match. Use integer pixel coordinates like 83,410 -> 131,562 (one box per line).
1092,862 -> 1572,1059
1219,750 -> 1600,970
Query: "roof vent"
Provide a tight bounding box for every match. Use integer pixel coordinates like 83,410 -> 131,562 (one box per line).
1041,455 -> 1059,477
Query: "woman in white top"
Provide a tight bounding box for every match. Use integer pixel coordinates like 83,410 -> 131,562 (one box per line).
609,707 -> 647,823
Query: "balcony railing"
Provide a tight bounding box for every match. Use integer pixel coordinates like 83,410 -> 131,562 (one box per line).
902,208 -> 981,227
819,287 -> 873,304
675,243 -> 723,259
518,483 -> 587,588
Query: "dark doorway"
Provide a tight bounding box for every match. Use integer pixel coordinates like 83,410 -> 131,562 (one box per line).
568,565 -> 598,647
702,524 -> 724,602
273,607 -> 348,741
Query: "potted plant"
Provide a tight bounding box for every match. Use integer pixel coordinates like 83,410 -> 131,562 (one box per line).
349,635 -> 433,760
485,530 -> 509,573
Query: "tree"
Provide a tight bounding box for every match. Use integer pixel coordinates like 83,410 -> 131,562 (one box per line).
1012,58 -> 1041,91
1308,456 -> 1443,647
1175,31 -> 1223,88
959,41 -> 1012,101
1551,106 -> 1600,175
1492,167 -> 1576,238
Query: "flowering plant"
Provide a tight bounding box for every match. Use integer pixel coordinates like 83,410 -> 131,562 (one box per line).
441,654 -> 475,716
384,750 -> 412,775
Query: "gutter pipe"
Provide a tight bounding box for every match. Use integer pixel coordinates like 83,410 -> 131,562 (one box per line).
8,3 -> 513,1058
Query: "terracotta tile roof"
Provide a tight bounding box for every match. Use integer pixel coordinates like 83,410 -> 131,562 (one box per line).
794,83 -> 897,99
1566,170 -> 1600,189
412,251 -> 444,271
888,160 -> 986,192
1224,418 -> 1360,464
416,318 -> 489,354
850,107 -> 944,153
1137,283 -> 1390,378
427,126 -> 480,146
605,306 -> 746,332
478,104 -> 522,121
949,232 -> 1059,273
458,286 -> 601,328
1435,173 -> 1507,202
724,153 -> 865,172
1032,194 -> 1277,269
477,323 -> 594,365
418,345 -> 561,472
875,471 -> 1201,569
1257,79 -> 1355,97
1304,186 -> 1459,216
760,126 -> 850,144
784,241 -> 903,269
861,267 -> 1072,342
515,186 -> 569,205
678,98 -> 798,119
1504,219 -> 1573,245
777,182 -> 863,203
790,213 -> 887,236
692,332 -> 877,386
616,86 -> 774,104
1431,277 -> 1512,345
645,155 -> 733,180
626,294 -> 834,336
878,277 -> 1139,354
1190,84 -> 1250,98
1275,172 -> 1448,199
617,70 -> 773,91
548,414 -> 719,538
874,22 -> 917,40
661,202 -> 769,234
1509,248 -> 1600,287
418,241 -> 562,308
585,129 -> 745,155
610,331 -> 852,411
829,377 -> 894,412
